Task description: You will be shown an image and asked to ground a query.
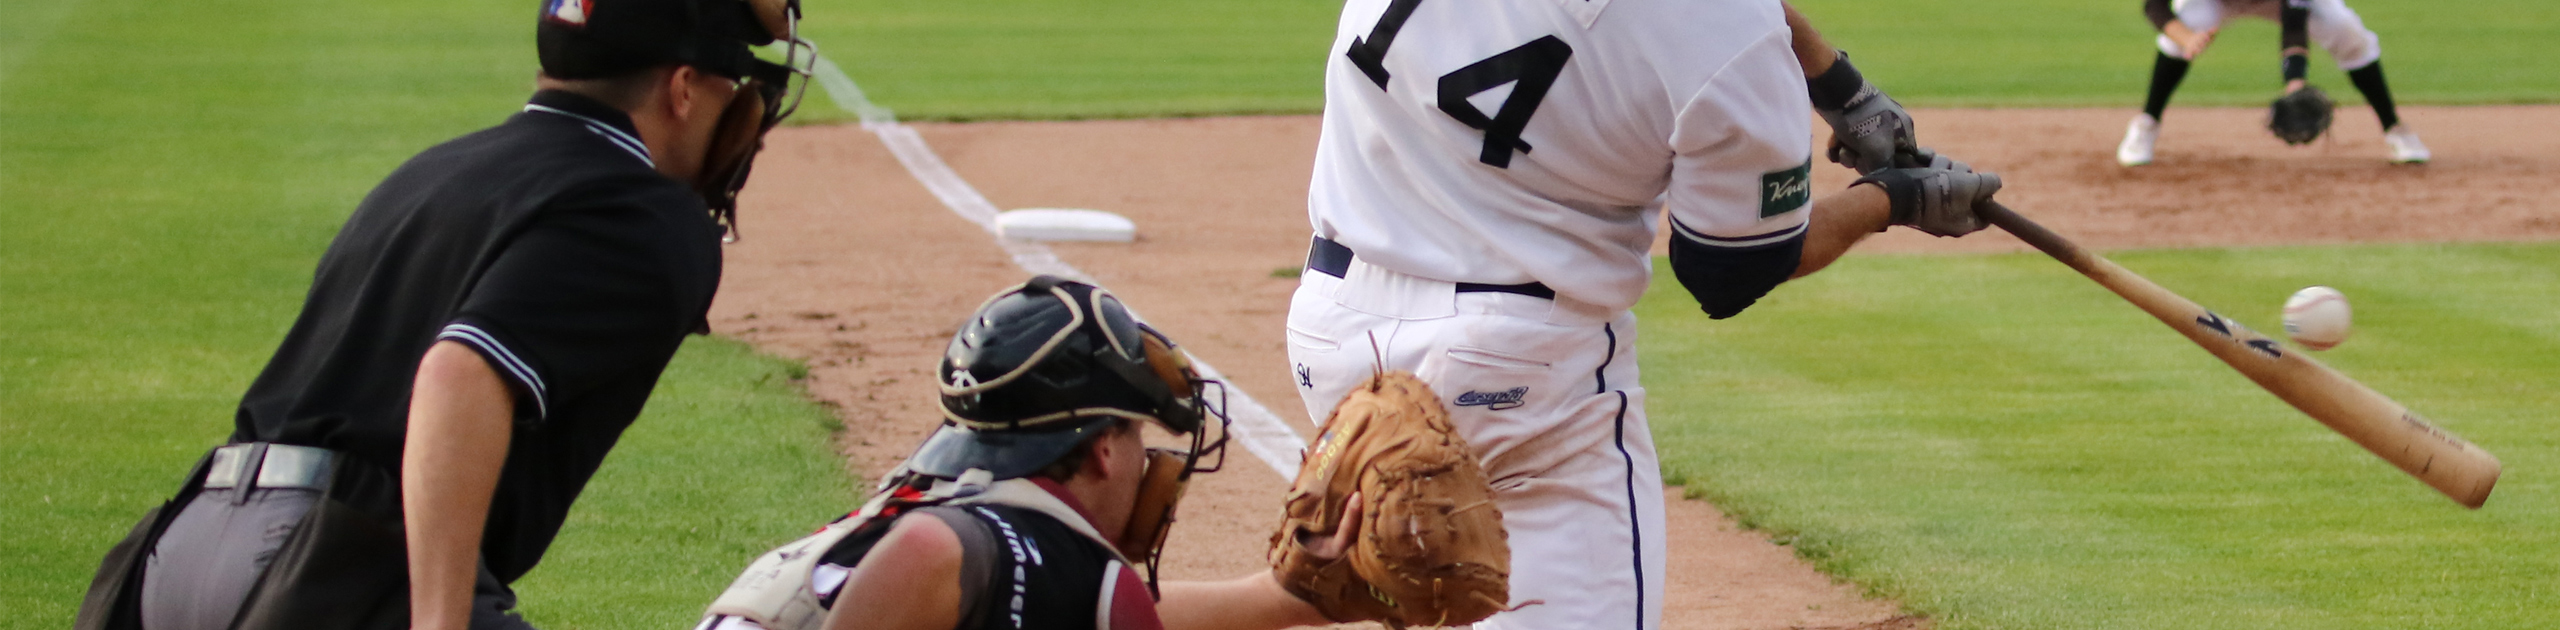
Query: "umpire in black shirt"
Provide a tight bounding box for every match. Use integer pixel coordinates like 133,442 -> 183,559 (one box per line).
74,1 -> 813,629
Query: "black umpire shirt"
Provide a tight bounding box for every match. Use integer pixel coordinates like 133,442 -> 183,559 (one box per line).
231,89 -> 722,584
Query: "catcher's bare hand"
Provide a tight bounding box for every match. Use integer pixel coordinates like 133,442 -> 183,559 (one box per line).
1295,493 -> 1363,562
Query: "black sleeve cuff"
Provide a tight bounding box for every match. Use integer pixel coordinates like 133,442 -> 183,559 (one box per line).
1667,221 -> 1807,319
1805,51 -> 1867,112
1851,172 -> 1920,227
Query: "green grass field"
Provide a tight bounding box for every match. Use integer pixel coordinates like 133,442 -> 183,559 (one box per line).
797,0 -> 2560,121
6,0 -> 2557,627
1785,0 -> 2560,107
1638,244 -> 2560,629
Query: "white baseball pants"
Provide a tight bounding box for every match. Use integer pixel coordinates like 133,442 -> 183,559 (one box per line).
2158,0 -> 2383,70
1286,260 -> 1665,630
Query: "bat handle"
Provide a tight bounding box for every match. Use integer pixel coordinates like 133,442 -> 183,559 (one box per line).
1978,200 -> 2099,276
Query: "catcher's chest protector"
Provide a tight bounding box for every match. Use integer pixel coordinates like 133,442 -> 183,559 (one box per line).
702,479 -> 1142,630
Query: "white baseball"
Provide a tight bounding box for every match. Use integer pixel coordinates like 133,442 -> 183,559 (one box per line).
2282,286 -> 2352,350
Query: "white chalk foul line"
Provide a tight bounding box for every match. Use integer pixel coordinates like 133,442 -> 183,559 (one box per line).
812,54 -> 1308,477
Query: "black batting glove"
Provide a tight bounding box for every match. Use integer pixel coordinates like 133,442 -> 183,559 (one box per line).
1809,52 -> 1919,175
1854,149 -> 2002,238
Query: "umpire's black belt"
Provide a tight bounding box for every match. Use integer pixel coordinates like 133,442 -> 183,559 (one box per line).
1306,236 -> 1556,300
205,442 -> 333,491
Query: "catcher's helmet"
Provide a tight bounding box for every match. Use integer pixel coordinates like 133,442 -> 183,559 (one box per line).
906,276 -> 1219,480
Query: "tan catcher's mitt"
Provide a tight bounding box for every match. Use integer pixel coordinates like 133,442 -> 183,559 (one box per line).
1269,371 -> 1510,628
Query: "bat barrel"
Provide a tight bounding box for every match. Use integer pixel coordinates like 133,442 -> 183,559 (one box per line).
1980,200 -> 2502,508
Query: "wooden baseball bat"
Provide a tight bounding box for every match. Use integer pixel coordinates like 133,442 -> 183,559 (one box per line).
1978,201 -> 2501,508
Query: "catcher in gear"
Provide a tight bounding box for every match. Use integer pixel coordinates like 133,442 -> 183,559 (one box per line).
700,277 -> 1363,630
2118,0 -> 2429,165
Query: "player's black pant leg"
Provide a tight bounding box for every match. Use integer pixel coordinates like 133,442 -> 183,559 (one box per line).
2144,52 -> 2192,120
2347,60 -> 2400,130
470,565 -> 541,630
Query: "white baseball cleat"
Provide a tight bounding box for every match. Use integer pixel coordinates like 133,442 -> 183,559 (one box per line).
2384,124 -> 2430,164
2117,114 -> 2159,166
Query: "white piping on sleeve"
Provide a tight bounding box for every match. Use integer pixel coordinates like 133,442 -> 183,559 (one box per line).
437,323 -> 551,419
1669,216 -> 1808,249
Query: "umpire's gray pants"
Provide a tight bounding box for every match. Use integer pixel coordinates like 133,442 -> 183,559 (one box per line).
140,487 -> 316,630
137,487 -> 536,630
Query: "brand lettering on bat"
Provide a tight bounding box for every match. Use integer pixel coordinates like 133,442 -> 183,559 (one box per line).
2195,312 -> 2233,337
2399,412 -> 2470,447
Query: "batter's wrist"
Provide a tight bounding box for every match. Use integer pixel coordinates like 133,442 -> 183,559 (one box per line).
1805,51 -> 1867,112
2281,54 -> 2308,82
1848,179 -> 1908,232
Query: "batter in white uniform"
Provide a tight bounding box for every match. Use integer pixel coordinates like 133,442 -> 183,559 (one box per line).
1284,1 -> 2008,629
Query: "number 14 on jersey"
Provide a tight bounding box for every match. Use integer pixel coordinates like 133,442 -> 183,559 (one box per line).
1347,0 -> 1574,169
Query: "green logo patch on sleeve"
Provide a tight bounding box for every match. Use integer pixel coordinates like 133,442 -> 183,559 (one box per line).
1759,159 -> 1813,218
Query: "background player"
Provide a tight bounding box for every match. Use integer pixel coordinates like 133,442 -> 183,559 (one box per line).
2118,0 -> 2428,165
1282,0 -> 2004,629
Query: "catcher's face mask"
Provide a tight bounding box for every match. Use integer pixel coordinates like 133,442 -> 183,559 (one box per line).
696,0 -> 814,242
920,276 -> 1234,591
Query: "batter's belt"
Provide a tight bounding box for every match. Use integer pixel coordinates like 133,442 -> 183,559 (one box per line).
1307,236 -> 1555,300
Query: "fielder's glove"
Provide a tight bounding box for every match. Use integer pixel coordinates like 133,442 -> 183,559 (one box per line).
1809,52 -> 1919,175
1269,371 -> 1510,629
2267,85 -> 2335,146
1855,149 -> 2003,238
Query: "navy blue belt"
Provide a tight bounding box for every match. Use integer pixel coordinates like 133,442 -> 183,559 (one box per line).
1306,236 -> 1556,300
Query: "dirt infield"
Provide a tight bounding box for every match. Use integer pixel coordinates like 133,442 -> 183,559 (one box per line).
711,106 -> 2556,630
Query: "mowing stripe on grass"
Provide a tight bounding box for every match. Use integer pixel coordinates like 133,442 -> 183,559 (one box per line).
0,0 -> 84,85
807,51 -> 1309,477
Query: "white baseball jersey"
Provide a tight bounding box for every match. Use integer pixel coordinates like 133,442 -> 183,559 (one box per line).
1309,0 -> 1814,312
